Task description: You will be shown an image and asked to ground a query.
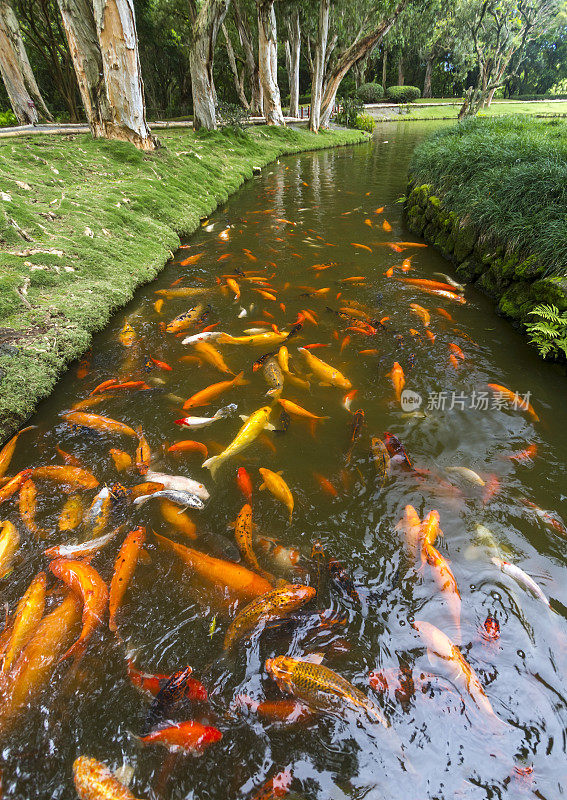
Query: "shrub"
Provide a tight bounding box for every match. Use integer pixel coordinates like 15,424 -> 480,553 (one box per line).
386,85 -> 421,103
357,83 -> 384,103
216,101 -> 250,130
0,110 -> 17,127
354,113 -> 375,133
525,304 -> 567,358
335,97 -> 363,128
513,93 -> 567,101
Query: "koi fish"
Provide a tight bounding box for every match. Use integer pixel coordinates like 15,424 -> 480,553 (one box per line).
423,542 -> 461,640
482,615 -> 500,641
218,331 -> 287,346
139,721 -> 221,753
49,559 -> 109,660
254,536 -> 302,573
181,330 -> 223,345
236,467 -> 253,501
509,443 -> 537,462
182,372 -> 247,410
118,322 -> 136,347
192,340 -> 234,374
175,403 -> 238,430
0,593 -> 81,735
58,495 -> 84,532
30,465 -> 99,491
259,468 -> 294,522
277,398 -> 328,424
224,584 -> 315,651
73,756 -> 143,800
396,505 -> 422,559
382,220 -> 392,232
413,287 -> 467,303
127,660 -> 207,702
180,252 -> 204,265
145,470 -> 209,502
83,487 -> 112,536
233,503 -> 268,576
1,572 -> 46,674
0,425 -> 35,480
154,298 -> 163,313
386,361 -> 405,403
159,498 -> 196,539
109,446 -> 133,473
298,347 -> 352,389
420,510 -> 441,553
168,440 -> 208,458
446,466 -> 485,486
133,489 -> 205,510
487,384 -> 539,421
313,472 -> 338,497
491,557 -> 550,606
409,303 -> 430,327
345,409 -> 364,464
351,243 -> 372,252
202,405 -> 275,478
263,357 -> 284,397
370,438 -> 390,486
19,477 -> 44,537
400,278 -> 464,294
109,527 -> 146,631
155,287 -> 210,298
166,304 -> 204,334
413,620 -> 500,720
235,694 -> 312,723
383,432 -> 413,469
61,412 -> 138,437
154,533 -> 272,602
265,656 -> 389,726
342,389 -> 358,411
45,527 -> 121,560
0,520 -> 20,578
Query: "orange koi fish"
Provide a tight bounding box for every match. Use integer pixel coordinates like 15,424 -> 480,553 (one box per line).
154,298 -> 164,313
135,428 -> 151,475
235,694 -> 312,723
351,243 -> 372,252
382,220 -> 392,232
109,448 -> 132,472
422,542 -> 461,640
154,534 -> 272,603
127,659 -> 207,701
30,465 -> 99,490
278,398 -> 329,423
139,721 -> 222,753
49,559 -> 108,660
56,446 -> 83,468
435,307 -> 453,320
510,444 -> 538,463
409,303 -> 430,327
395,505 -> 422,559
182,372 -> 247,410
401,278 -> 463,294
73,756 -> 143,800
313,472 -> 338,497
58,495 -> 84,532
108,527 -> 146,631
61,412 -> 137,437
1,571 -> 46,674
236,466 -> 253,501
449,343 -> 465,360
168,440 -> 208,457
0,426 -> 35,480
414,620 -> 501,720
386,361 -> 405,402
487,384 -> 539,421
151,357 -> 172,371
179,253 -> 203,266
118,322 -> 135,347
160,498 -> 197,539
19,478 -> 44,537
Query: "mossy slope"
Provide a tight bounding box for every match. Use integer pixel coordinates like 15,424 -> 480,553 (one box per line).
0,125 -> 366,442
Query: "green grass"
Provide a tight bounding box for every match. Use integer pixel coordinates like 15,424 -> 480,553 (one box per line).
408,115 -> 567,277
370,99 -> 567,121
0,124 -> 366,442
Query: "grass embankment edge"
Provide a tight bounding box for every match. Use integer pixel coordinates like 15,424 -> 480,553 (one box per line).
0,125 -> 368,443
404,116 -> 567,351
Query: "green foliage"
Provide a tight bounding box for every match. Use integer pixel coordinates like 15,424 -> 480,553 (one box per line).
354,113 -> 376,132
336,97 -> 364,127
409,116 -> 567,277
525,303 -> 567,357
513,93 -> 567,100
0,110 -> 17,127
216,101 -> 251,131
387,85 -> 422,103
357,83 -> 384,103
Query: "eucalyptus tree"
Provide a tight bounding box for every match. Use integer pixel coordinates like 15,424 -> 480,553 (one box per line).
0,0 -> 52,123
257,0 -> 284,124
189,0 -> 230,129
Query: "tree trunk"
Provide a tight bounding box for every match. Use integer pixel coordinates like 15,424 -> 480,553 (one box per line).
0,0 -> 52,124
397,54 -> 404,85
286,8 -> 300,118
381,45 -> 387,89
422,54 -> 433,98
233,0 -> 261,115
57,0 -> 113,135
222,22 -> 249,108
92,0 -> 156,149
188,0 -> 229,131
309,0 -> 330,132
257,0 -> 284,125
319,0 -> 408,129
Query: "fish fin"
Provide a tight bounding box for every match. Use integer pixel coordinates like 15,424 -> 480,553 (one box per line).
259,483 -> 266,491
202,454 -> 221,478
276,470 -> 284,475
300,652 -> 325,664
239,414 -> 249,422
233,371 -> 249,387
139,549 -> 152,565
264,422 -> 276,431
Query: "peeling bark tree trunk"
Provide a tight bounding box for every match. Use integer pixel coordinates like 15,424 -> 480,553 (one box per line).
222,23 -> 249,108
57,0 -> 113,136
0,0 -> 52,124
309,0 -> 330,132
286,8 -> 300,118
233,0 -> 261,115
92,0 -> 156,149
319,1 -> 408,129
257,0 -> 284,125
422,54 -> 433,98
189,0 -> 230,131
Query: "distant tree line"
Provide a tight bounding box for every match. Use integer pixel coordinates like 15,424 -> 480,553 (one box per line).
0,0 -> 564,148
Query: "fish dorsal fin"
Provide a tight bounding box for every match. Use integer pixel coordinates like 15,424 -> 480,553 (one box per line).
300,652 -> 325,665
258,483 -> 266,491
264,422 -> 276,431
239,414 -> 249,422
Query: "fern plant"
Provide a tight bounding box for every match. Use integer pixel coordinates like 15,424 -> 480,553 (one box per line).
525,304 -> 567,358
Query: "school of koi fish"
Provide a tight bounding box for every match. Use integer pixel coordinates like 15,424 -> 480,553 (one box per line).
0,142 -> 565,800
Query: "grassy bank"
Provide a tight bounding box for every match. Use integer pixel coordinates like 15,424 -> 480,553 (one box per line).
405,116 -> 567,342
408,116 -> 567,276
371,99 -> 567,121
0,124 -> 366,442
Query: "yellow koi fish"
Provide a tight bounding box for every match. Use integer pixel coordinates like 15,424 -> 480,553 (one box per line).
202,406 -> 275,478
298,347 -> 352,389
217,331 -> 287,346
259,468 -> 294,522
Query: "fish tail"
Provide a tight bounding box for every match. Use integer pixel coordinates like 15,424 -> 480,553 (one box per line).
233,371 -> 249,387
202,454 -> 223,478
265,387 -> 282,398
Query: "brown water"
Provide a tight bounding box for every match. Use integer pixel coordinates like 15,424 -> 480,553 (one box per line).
2,121 -> 567,799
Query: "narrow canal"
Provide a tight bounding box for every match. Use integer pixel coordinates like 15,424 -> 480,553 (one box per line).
1,121 -> 566,799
